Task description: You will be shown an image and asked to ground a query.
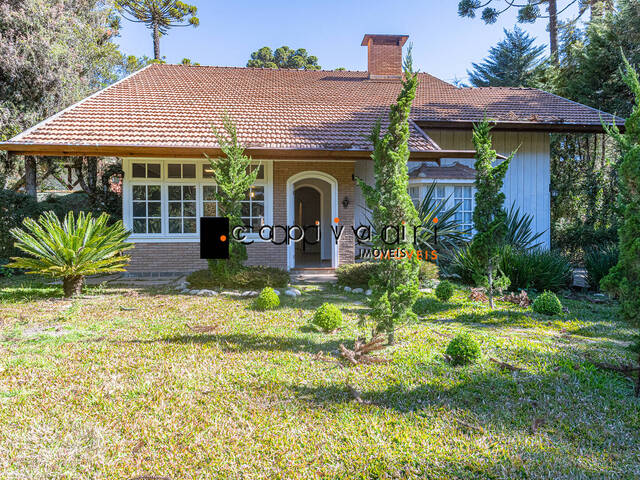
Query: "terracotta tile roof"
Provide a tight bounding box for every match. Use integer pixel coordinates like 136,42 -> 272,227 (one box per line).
409,162 -> 476,180
4,64 -> 622,155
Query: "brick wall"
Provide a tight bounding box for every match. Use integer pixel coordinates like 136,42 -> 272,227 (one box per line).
126,160 -> 356,274
367,43 -> 403,78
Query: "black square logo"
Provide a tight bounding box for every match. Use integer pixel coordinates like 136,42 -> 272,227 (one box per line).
200,217 -> 229,259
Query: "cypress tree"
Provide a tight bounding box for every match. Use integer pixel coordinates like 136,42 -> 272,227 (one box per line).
206,115 -> 259,276
601,56 -> 640,328
470,120 -> 514,308
357,51 -> 420,345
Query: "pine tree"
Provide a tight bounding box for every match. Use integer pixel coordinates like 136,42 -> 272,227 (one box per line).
357,50 -> 420,345
469,120 -> 514,308
206,115 -> 259,276
468,27 -> 546,87
601,55 -> 640,327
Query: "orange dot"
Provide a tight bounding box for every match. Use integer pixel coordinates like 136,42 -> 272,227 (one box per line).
433,217 -> 439,224
219,235 -> 227,242
315,220 -> 319,225
334,217 -> 340,223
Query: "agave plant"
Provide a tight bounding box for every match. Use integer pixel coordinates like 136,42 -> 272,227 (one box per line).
8,211 -> 132,297
505,203 -> 544,251
414,181 -> 469,254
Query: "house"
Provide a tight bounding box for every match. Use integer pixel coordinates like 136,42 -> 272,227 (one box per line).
1,34 -> 621,275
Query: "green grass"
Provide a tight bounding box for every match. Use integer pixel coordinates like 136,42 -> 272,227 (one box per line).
1,275 -> 639,479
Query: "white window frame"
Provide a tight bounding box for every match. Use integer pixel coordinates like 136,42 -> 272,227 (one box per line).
123,158 -> 273,242
408,179 -> 476,234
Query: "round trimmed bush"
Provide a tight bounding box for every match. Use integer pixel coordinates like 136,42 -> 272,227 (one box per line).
532,291 -> 563,316
312,303 -> 343,332
435,280 -> 454,302
445,333 -> 481,366
413,296 -> 439,316
253,287 -> 280,310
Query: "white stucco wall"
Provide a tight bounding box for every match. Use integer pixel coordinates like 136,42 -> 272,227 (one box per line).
353,129 -> 552,248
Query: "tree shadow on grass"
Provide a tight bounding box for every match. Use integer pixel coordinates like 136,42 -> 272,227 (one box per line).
287,358 -> 640,469
125,331 -> 351,354
0,283 -> 63,304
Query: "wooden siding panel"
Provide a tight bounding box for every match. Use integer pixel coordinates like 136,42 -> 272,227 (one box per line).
425,129 -> 551,248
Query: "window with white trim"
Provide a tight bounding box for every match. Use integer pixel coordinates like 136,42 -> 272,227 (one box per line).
125,159 -> 271,238
454,186 -> 474,233
409,187 -> 421,207
131,162 -> 161,179
408,182 -> 475,233
168,185 -> 197,233
132,185 -> 162,233
242,186 -> 265,230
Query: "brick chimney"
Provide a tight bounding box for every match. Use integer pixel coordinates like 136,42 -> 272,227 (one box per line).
361,34 -> 409,80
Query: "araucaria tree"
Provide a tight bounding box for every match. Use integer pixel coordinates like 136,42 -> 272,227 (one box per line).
357,53 -> 420,345
207,115 -> 259,276
116,0 -> 199,60
247,46 -> 320,70
601,56 -> 640,329
470,120 -> 513,308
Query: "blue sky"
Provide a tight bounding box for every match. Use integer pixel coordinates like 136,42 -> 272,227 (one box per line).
115,0 -> 579,84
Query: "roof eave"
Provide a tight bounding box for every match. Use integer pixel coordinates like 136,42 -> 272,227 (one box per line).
0,142 -> 476,160
415,119 -> 624,133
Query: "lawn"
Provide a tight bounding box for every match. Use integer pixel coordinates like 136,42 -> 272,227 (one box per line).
1,276 -> 639,479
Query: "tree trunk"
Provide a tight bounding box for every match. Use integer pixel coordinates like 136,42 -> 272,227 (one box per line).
387,329 -> 395,346
636,353 -> 640,397
62,276 -> 84,297
25,155 -> 37,198
153,22 -> 160,60
548,0 -> 559,64
488,258 -> 495,309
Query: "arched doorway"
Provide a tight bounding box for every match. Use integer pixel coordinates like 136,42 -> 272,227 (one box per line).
286,171 -> 338,270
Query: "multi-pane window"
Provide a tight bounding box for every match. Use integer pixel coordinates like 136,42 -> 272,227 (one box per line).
167,163 -> 196,179
168,185 -> 197,233
408,183 -> 475,233
454,186 -> 474,233
242,186 -> 265,230
128,161 -> 269,236
132,185 -> 162,233
409,187 -> 421,207
433,185 -> 446,207
131,162 -> 161,179
202,185 -> 218,216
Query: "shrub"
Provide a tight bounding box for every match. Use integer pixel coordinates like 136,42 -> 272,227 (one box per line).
187,266 -> 289,290
0,190 -> 121,262
419,261 -> 439,285
445,333 -> 481,366
312,303 -> 343,332
450,245 -> 484,285
532,291 -> 563,316
7,211 -> 131,297
412,296 -> 440,315
500,247 -> 572,292
584,244 -> 618,291
336,262 -> 378,287
253,287 -> 280,310
454,246 -> 572,293
435,280 -> 454,302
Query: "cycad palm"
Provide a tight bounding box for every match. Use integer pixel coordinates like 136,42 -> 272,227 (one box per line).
8,211 -> 132,297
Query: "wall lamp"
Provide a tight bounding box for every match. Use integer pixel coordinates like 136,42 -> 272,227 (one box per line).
342,196 -> 350,209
